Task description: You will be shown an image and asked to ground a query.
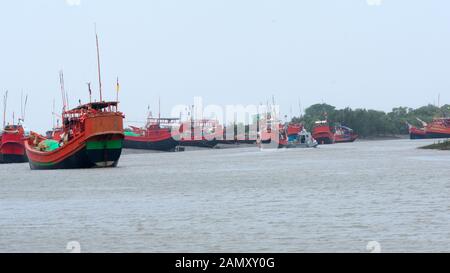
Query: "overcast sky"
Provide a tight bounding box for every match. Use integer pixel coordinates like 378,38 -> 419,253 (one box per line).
1,0 -> 449,131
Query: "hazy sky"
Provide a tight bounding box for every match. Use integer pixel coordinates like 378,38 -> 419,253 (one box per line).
1,0 -> 449,131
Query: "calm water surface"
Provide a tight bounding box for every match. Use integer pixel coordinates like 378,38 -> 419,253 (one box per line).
1,139 -> 449,253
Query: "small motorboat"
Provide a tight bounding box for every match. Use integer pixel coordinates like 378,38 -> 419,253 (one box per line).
284,129 -> 318,149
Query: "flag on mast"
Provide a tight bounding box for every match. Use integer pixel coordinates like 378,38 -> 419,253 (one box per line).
116,77 -> 120,103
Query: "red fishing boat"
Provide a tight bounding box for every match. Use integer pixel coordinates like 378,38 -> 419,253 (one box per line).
124,118 -> 180,151
334,125 -> 358,143
178,119 -> 219,148
0,124 -> 28,163
287,123 -> 303,138
25,102 -> 124,170
312,121 -> 335,145
425,118 -> 450,139
408,124 -> 426,139
409,118 -> 450,139
1,91 -> 29,163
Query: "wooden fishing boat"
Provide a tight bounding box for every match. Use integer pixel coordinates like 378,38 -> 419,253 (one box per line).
124,118 -> 180,151
409,118 -> 450,139
0,124 -> 28,163
312,121 -> 335,145
178,119 -> 219,148
25,102 -> 124,170
0,90 -> 29,163
334,125 -> 358,143
25,31 -> 124,170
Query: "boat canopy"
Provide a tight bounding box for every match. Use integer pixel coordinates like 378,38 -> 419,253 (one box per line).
71,101 -> 119,111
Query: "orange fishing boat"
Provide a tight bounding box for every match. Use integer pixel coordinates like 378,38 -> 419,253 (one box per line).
25,31 -> 125,170
26,102 -> 124,170
312,121 -> 335,145
409,118 -> 450,139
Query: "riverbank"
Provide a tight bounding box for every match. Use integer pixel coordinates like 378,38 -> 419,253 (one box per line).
420,140 -> 450,151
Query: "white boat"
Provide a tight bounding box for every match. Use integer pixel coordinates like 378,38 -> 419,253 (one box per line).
285,129 -> 318,148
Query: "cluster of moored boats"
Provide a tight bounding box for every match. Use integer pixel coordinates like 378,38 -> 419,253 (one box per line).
0,100 -> 360,170
4,34 -> 447,171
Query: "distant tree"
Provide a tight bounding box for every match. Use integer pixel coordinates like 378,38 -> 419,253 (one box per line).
294,102 -> 448,138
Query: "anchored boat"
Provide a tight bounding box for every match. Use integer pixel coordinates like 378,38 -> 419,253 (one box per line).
25,102 -> 124,170
178,119 -> 219,148
284,129 -> 318,149
1,91 -> 29,164
425,118 -> 450,139
25,31 -> 124,170
408,124 -> 426,139
124,118 -> 180,151
409,118 -> 450,139
312,121 -> 335,145
0,124 -> 28,163
334,125 -> 358,143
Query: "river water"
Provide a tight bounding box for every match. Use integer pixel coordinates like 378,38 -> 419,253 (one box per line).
1,139 -> 449,253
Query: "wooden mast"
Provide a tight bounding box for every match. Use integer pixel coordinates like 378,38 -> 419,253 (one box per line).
95,26 -> 103,102
2,90 -> 7,128
59,71 -> 67,112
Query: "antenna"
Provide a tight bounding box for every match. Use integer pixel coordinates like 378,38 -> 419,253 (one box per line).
95,24 -> 103,102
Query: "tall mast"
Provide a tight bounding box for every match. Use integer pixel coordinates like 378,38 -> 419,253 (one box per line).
158,96 -> 161,124
95,26 -> 103,102
21,91 -> 23,122
2,90 -> 7,128
116,77 -> 120,103
59,71 -> 67,111
298,98 -> 302,119
21,94 -> 28,123
52,99 -> 55,129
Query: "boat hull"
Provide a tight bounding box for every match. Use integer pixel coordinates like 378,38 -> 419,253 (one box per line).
284,143 -> 318,149
315,136 -> 334,145
410,133 -> 427,140
312,125 -> 335,145
27,138 -> 123,170
180,139 -> 219,148
123,137 -> 178,151
0,153 -> 28,164
0,130 -> 28,164
425,132 -> 450,139
334,136 -> 358,143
